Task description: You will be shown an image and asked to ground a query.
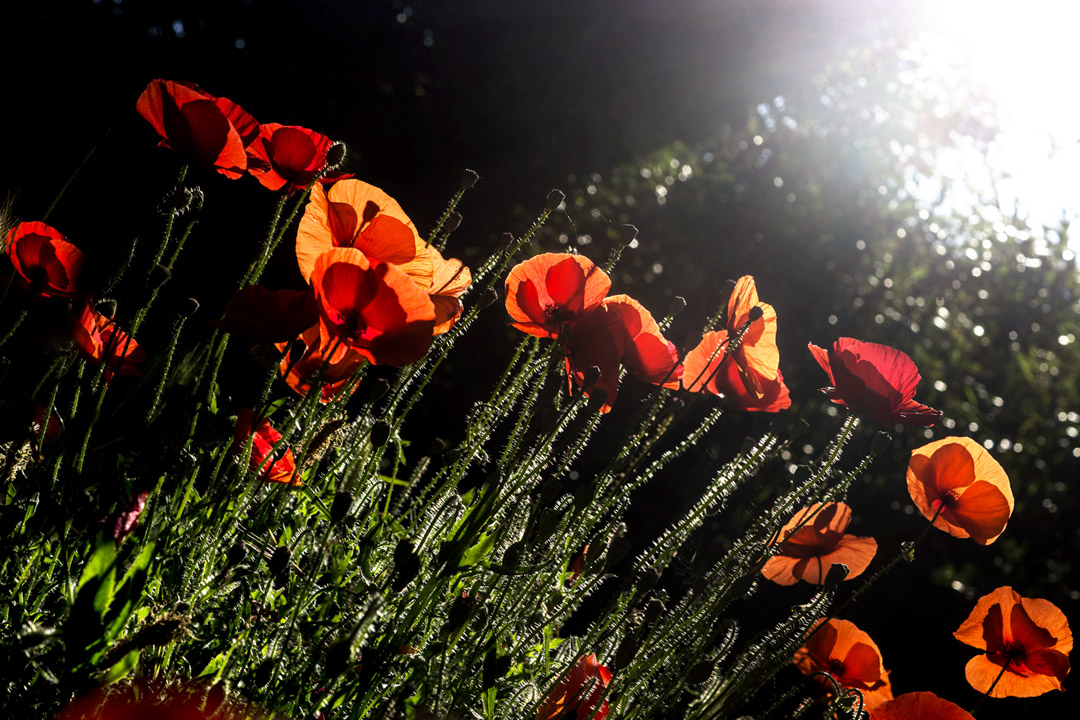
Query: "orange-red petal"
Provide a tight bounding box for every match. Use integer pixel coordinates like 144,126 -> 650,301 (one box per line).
6,221 -> 85,298
869,692 -> 974,720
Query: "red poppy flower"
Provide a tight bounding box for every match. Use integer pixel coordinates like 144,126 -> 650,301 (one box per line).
136,79 -> 258,178
276,320 -> 366,403
233,409 -> 298,485
564,295 -> 681,412
761,502 -> 877,586
428,246 -> 472,335
57,680 -> 270,720
505,253 -> 612,339
246,123 -> 334,192
683,330 -> 791,412
808,338 -> 941,427
108,490 -> 149,543
212,285 -> 319,344
296,179 -> 433,288
537,653 -> 613,720
70,303 -> 146,383
906,436 -> 1013,545
725,275 -> 779,385
5,221 -> 85,298
954,586 -> 1071,697
794,618 -> 893,710
31,404 -> 63,446
310,248 -> 436,366
869,692 -> 974,720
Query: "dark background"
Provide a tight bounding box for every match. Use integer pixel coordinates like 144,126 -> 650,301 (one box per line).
2,1 -> 1075,718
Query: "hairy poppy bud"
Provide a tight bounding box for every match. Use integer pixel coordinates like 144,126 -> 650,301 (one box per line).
615,633 -> 640,670
477,287 -> 499,309
617,223 -> 639,248
669,296 -> 687,317
325,142 -> 347,169
392,540 -> 420,591
324,639 -> 354,677
330,490 -> 353,525
644,598 -> 665,624
870,431 -> 892,456
148,263 -> 172,289
460,168 -> 479,190
268,545 -> 290,578
582,365 -> 602,390
96,298 -> 118,318
502,540 -> 523,567
444,595 -> 474,636
686,659 -> 714,685
586,388 -> 609,413
370,420 -> 392,447
824,562 -> 849,590
368,378 -> 391,403
572,482 -> 596,511
748,305 -> 763,322
536,508 -> 564,544
604,535 -> 631,572
443,446 -> 463,464
546,189 -> 565,210
636,567 -> 661,598
226,541 -> 248,567
253,658 -> 275,687
538,479 -> 562,506
178,297 -> 200,317
445,212 -> 462,234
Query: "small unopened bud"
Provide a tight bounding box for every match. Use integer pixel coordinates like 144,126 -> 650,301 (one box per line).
870,431 -> 892,456
498,232 -> 515,253
370,420 -> 392,447
615,633 -> 640,669
604,536 -> 631,571
644,598 -> 665,624
268,545 -> 290,578
367,378 -> 389,404
824,562 -> 850,590
325,142 -> 347,168
536,508 -> 563,543
572,482 -> 596,511
538,479 -> 562,506
330,490 -> 353,525
748,305 -> 763,322
178,297 -> 200,317
445,212 -> 462,234
477,287 -> 498,309
617,224 -> 639,248
545,189 -> 565,210
253,658 -> 275,687
148,263 -> 172,289
392,540 -> 420,591
226,542 -> 248,567
582,365 -> 602,389
585,387 -> 608,413
636,567 -> 661,597
444,595 -> 474,636
502,541 -> 523,567
683,660 -> 713,686
669,296 -> 687,317
96,298 -> 118,318
324,639 -> 353,677
460,168 -> 479,190
584,540 -> 604,568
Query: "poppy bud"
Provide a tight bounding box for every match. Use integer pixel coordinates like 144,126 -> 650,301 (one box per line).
586,388 -> 609,413
443,446 -> 463,464
823,562 -> 849,590
472,604 -> 489,631
370,420 -> 392,447
148,263 -> 172,289
178,297 -> 200,317
685,659 -> 714,685
444,595 -> 474,636
226,541 -> 248,567
392,540 -> 420,591
536,508 -> 564,543
445,212 -> 462,234
582,365 -> 602,390
617,223 -> 638,248
253,658 -> 275,687
636,567 -> 661,598
748,305 -> 763,323
546,189 -> 565,210
502,540 -> 523,567
870,431 -> 892,456
497,232 -> 515,253
477,287 -> 498,309
325,142 -> 347,169
96,298 -> 118,318
604,536 -> 630,572
669,296 -> 687,317
538,479 -> 562,506
572,482 -> 596,511
644,598 -> 665,624
268,545 -> 291,578
460,168 -> 479,190
361,380 -> 387,405
324,639 -> 354,677
330,490 -> 353,525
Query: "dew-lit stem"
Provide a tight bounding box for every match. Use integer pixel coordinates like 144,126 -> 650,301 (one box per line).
969,662 -> 1009,715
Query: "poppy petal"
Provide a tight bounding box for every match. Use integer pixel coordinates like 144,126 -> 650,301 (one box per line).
869,692 -> 974,720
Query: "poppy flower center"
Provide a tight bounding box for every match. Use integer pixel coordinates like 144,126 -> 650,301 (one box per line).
997,640 -> 1028,666
930,489 -> 961,515
826,658 -> 846,677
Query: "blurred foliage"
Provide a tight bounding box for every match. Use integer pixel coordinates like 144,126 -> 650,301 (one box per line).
522,42 -> 1079,609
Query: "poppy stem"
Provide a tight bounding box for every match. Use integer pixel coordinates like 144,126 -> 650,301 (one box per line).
969,662 -> 1009,714
150,164 -> 190,269
145,316 -> 187,423
42,134 -> 106,222
0,309 -> 27,349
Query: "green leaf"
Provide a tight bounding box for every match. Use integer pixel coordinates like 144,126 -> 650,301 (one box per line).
99,650 -> 139,684
460,532 -> 495,569
197,651 -> 229,679
75,541 -> 116,596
